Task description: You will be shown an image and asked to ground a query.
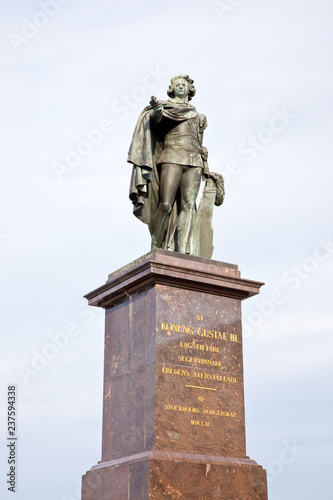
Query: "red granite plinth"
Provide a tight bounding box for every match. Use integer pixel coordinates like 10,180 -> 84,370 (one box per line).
82,453 -> 267,500
81,250 -> 268,500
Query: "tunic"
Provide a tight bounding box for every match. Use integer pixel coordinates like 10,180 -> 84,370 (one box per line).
157,115 -> 204,168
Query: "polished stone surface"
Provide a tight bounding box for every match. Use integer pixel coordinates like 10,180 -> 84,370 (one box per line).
85,249 -> 264,309
81,250 -> 268,499
82,454 -> 267,500
154,285 -> 246,457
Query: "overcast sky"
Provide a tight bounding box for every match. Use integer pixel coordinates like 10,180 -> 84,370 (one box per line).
1,0 -> 332,499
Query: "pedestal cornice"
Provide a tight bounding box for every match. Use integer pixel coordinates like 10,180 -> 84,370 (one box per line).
85,249 -> 264,308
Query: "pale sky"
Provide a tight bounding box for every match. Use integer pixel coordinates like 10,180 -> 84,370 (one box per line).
1,1 -> 332,499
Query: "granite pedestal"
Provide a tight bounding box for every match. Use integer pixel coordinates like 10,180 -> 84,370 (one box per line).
81,250 -> 268,499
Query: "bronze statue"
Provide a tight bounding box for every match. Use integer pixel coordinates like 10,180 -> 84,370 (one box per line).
128,74 -> 224,258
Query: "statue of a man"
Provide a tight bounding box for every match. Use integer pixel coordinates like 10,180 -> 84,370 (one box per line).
128,74 -> 218,255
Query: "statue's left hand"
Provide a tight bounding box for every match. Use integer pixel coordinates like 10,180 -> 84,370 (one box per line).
199,114 -> 208,130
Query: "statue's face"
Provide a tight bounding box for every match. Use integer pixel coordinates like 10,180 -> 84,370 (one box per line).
173,78 -> 189,99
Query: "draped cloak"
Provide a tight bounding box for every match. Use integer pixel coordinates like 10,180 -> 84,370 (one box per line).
128,101 -> 206,251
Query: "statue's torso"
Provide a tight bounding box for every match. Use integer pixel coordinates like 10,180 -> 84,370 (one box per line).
157,114 -> 203,167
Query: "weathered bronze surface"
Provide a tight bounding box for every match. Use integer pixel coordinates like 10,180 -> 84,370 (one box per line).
81,251 -> 268,499
128,75 -> 224,259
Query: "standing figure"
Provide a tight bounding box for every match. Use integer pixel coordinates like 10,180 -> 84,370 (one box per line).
128,75 -> 213,254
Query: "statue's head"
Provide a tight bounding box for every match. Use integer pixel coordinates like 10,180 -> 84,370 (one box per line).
167,74 -> 196,101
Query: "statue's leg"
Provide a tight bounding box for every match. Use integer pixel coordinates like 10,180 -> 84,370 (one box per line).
151,163 -> 183,249
177,167 -> 202,253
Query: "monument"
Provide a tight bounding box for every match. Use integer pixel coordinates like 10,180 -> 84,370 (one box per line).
128,74 -> 224,259
81,75 -> 268,499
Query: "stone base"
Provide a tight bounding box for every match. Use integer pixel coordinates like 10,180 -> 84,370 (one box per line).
81,251 -> 268,499
82,451 -> 268,500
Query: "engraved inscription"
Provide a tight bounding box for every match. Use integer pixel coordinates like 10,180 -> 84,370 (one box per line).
162,367 -> 189,377
161,323 -> 194,335
203,409 -> 237,418
164,402 -> 237,419
178,355 -> 222,367
160,322 -> 230,342
179,341 -> 220,352
159,314 -> 241,431
191,420 -> 212,427
197,328 -> 227,340
193,372 -> 237,383
161,366 -> 238,384
165,404 -> 199,413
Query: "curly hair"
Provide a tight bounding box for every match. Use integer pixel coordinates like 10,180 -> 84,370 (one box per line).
167,74 -> 196,101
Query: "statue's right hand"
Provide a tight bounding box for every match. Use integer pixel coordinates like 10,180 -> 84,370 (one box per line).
150,96 -> 163,113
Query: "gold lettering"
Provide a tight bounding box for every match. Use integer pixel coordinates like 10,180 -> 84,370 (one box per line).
164,404 -> 199,413
179,342 -> 219,352
222,375 -> 237,383
197,328 -> 223,340
202,409 -> 237,418
178,355 -> 193,363
196,315 -> 204,321
193,372 -> 223,381
178,355 -> 222,368
161,367 -> 190,377
204,345 -> 220,353
161,323 -> 194,335
166,322 -> 231,343
190,420 -> 212,427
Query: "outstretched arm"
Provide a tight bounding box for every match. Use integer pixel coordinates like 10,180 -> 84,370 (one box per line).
150,96 -> 164,124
